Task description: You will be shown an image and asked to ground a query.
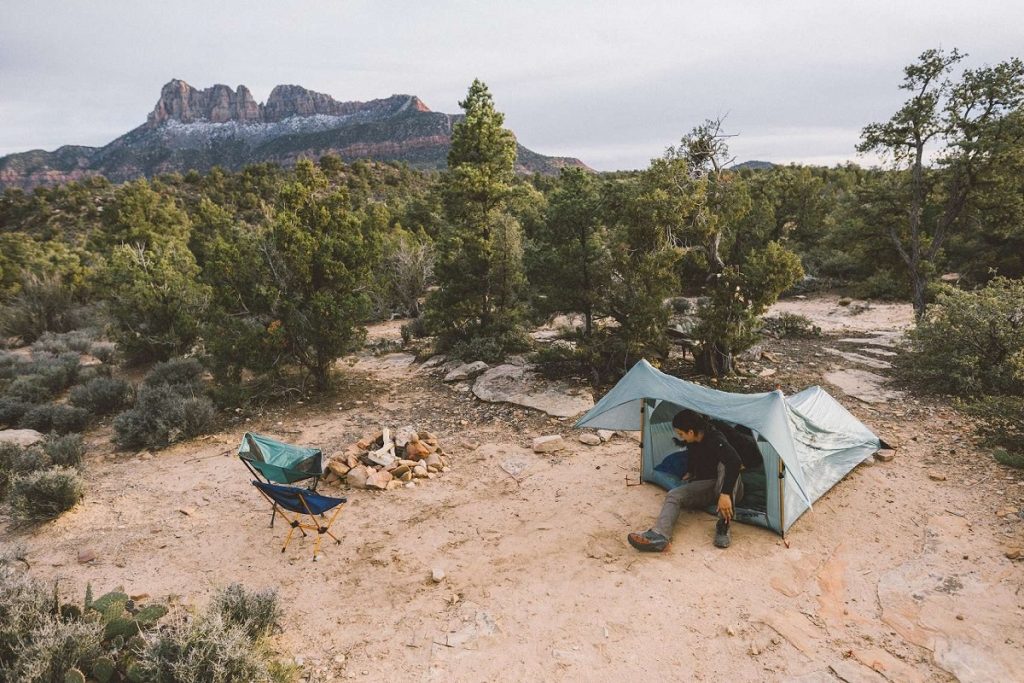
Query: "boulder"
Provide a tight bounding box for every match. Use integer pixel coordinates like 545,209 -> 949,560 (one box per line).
366,469 -> 394,490
473,364 -> 594,418
346,465 -> 370,489
578,433 -> 602,446
533,435 -> 566,453
444,361 -> 489,382
0,429 -> 44,447
327,461 -> 351,478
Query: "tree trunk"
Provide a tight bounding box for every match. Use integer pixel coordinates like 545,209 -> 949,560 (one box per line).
696,343 -> 733,378
911,269 -> 928,320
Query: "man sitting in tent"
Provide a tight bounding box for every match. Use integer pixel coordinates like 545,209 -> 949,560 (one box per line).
627,409 -> 744,552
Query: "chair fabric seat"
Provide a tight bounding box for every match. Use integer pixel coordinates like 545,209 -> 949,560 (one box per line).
253,481 -> 345,516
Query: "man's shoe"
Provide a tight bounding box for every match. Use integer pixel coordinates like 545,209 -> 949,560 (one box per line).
628,529 -> 669,552
714,518 -> 731,548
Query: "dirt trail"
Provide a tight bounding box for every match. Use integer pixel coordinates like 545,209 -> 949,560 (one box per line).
3,296 -> 1023,682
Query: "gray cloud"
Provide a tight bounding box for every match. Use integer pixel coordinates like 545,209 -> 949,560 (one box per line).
2,0 -> 1022,170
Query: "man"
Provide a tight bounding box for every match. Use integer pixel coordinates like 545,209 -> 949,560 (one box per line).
628,409 -> 744,552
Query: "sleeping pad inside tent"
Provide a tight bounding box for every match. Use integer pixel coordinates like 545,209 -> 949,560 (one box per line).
575,359 -> 888,535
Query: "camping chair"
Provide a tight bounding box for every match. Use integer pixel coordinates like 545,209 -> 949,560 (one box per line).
250,481 -> 346,560
238,432 -> 324,527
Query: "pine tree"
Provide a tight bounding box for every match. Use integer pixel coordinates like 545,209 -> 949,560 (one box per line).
428,80 -> 527,358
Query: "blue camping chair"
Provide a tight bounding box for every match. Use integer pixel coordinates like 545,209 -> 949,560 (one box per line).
251,481 -> 346,560
239,432 -> 324,527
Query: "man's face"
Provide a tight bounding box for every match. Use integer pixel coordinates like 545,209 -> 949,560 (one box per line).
674,427 -> 700,444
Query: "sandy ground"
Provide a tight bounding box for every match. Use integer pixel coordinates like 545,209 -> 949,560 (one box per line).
3,295 -> 1023,682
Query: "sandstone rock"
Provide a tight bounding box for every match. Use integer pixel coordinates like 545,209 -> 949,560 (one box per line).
413,465 -> 428,478
533,435 -> 566,453
346,465 -> 370,489
425,453 -> 443,471
404,440 -> 431,460
385,479 -> 403,490
400,471 -> 413,482
78,354 -> 103,367
366,469 -> 393,490
392,464 -> 410,478
874,451 -> 895,462
458,438 -> 481,451
432,567 -> 446,583
473,364 -> 594,418
1005,547 -> 1023,561
444,361 -> 489,382
578,433 -> 602,446
420,355 -> 447,369
0,429 -> 45,447
597,430 -> 615,443
420,431 -> 439,446
77,548 -> 97,564
346,453 -> 362,469
327,461 -> 351,478
928,471 -> 947,481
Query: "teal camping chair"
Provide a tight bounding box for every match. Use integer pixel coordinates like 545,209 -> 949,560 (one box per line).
238,432 -> 324,527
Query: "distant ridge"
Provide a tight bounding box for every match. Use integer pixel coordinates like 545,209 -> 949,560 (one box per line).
0,79 -> 589,190
730,160 -> 775,171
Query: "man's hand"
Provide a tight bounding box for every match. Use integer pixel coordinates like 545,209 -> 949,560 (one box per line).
717,493 -> 733,522
682,472 -> 692,482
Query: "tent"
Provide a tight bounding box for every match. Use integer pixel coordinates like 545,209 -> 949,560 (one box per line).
574,359 -> 887,536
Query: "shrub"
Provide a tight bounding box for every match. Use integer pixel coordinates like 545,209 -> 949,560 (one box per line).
5,374 -> 57,403
0,273 -> 77,344
762,313 -> 822,339
143,357 -> 205,391
134,612 -> 281,683
113,384 -> 216,450
43,433 -> 86,469
69,376 -> 132,415
898,278 -> 1024,396
211,584 -> 282,641
30,329 -> 97,356
89,341 -> 117,364
8,466 -> 85,522
25,352 -> 81,393
0,442 -> 49,500
447,331 -> 532,365
994,448 -> 1024,469
400,316 -> 429,345
0,557 -> 57,670
3,618 -> 103,682
960,395 -> 1024,459
0,398 -> 31,428
19,404 -> 90,435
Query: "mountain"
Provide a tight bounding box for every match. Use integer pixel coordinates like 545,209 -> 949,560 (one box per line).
0,79 -> 589,190
730,160 -> 776,171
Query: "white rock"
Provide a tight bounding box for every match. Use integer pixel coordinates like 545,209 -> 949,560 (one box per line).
597,430 -> 615,443
578,433 -> 602,446
444,361 -> 490,382
0,429 -> 45,447
533,435 -> 567,453
432,567 -> 446,583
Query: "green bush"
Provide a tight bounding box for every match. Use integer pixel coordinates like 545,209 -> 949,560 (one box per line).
113,385 -> 216,451
3,618 -> 103,683
960,395 -> 1024,459
6,374 -> 57,404
994,448 -> 1024,469
0,398 -> 31,427
400,316 -> 429,345
762,312 -> 822,338
211,584 -> 282,641
0,273 -> 77,344
0,442 -> 49,500
447,331 -> 531,365
69,377 -> 132,415
25,352 -> 82,393
143,357 -> 205,391
43,433 -> 86,469
134,612 -> 282,683
8,466 -> 85,522
898,278 -> 1024,396
88,341 -> 117,365
19,403 -> 90,435
31,329 -> 98,356
854,270 -> 909,300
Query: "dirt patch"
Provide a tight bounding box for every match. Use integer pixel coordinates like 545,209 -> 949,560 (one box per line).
4,296 -> 1023,682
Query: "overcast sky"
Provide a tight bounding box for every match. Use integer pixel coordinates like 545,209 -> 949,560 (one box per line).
2,1 -> 1022,170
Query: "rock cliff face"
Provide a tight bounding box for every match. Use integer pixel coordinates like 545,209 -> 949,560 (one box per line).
0,79 -> 587,190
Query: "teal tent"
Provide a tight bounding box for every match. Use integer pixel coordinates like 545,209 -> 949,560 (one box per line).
575,360 -> 887,535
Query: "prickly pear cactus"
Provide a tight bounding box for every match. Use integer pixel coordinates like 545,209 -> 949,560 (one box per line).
92,655 -> 116,683
64,669 -> 86,683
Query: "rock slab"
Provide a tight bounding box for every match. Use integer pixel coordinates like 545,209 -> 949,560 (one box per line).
473,364 -> 594,418
0,429 -> 45,447
533,435 -> 566,453
444,361 -> 490,382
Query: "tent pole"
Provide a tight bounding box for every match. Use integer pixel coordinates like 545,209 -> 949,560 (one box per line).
639,400 -> 645,484
778,458 -> 788,546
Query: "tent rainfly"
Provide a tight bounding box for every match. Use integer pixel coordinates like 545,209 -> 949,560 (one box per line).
575,359 -> 888,535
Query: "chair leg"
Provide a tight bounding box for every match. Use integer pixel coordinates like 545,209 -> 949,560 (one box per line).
270,505 -> 278,528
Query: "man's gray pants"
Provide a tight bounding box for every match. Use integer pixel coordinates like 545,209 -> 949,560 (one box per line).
652,464 -> 744,539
